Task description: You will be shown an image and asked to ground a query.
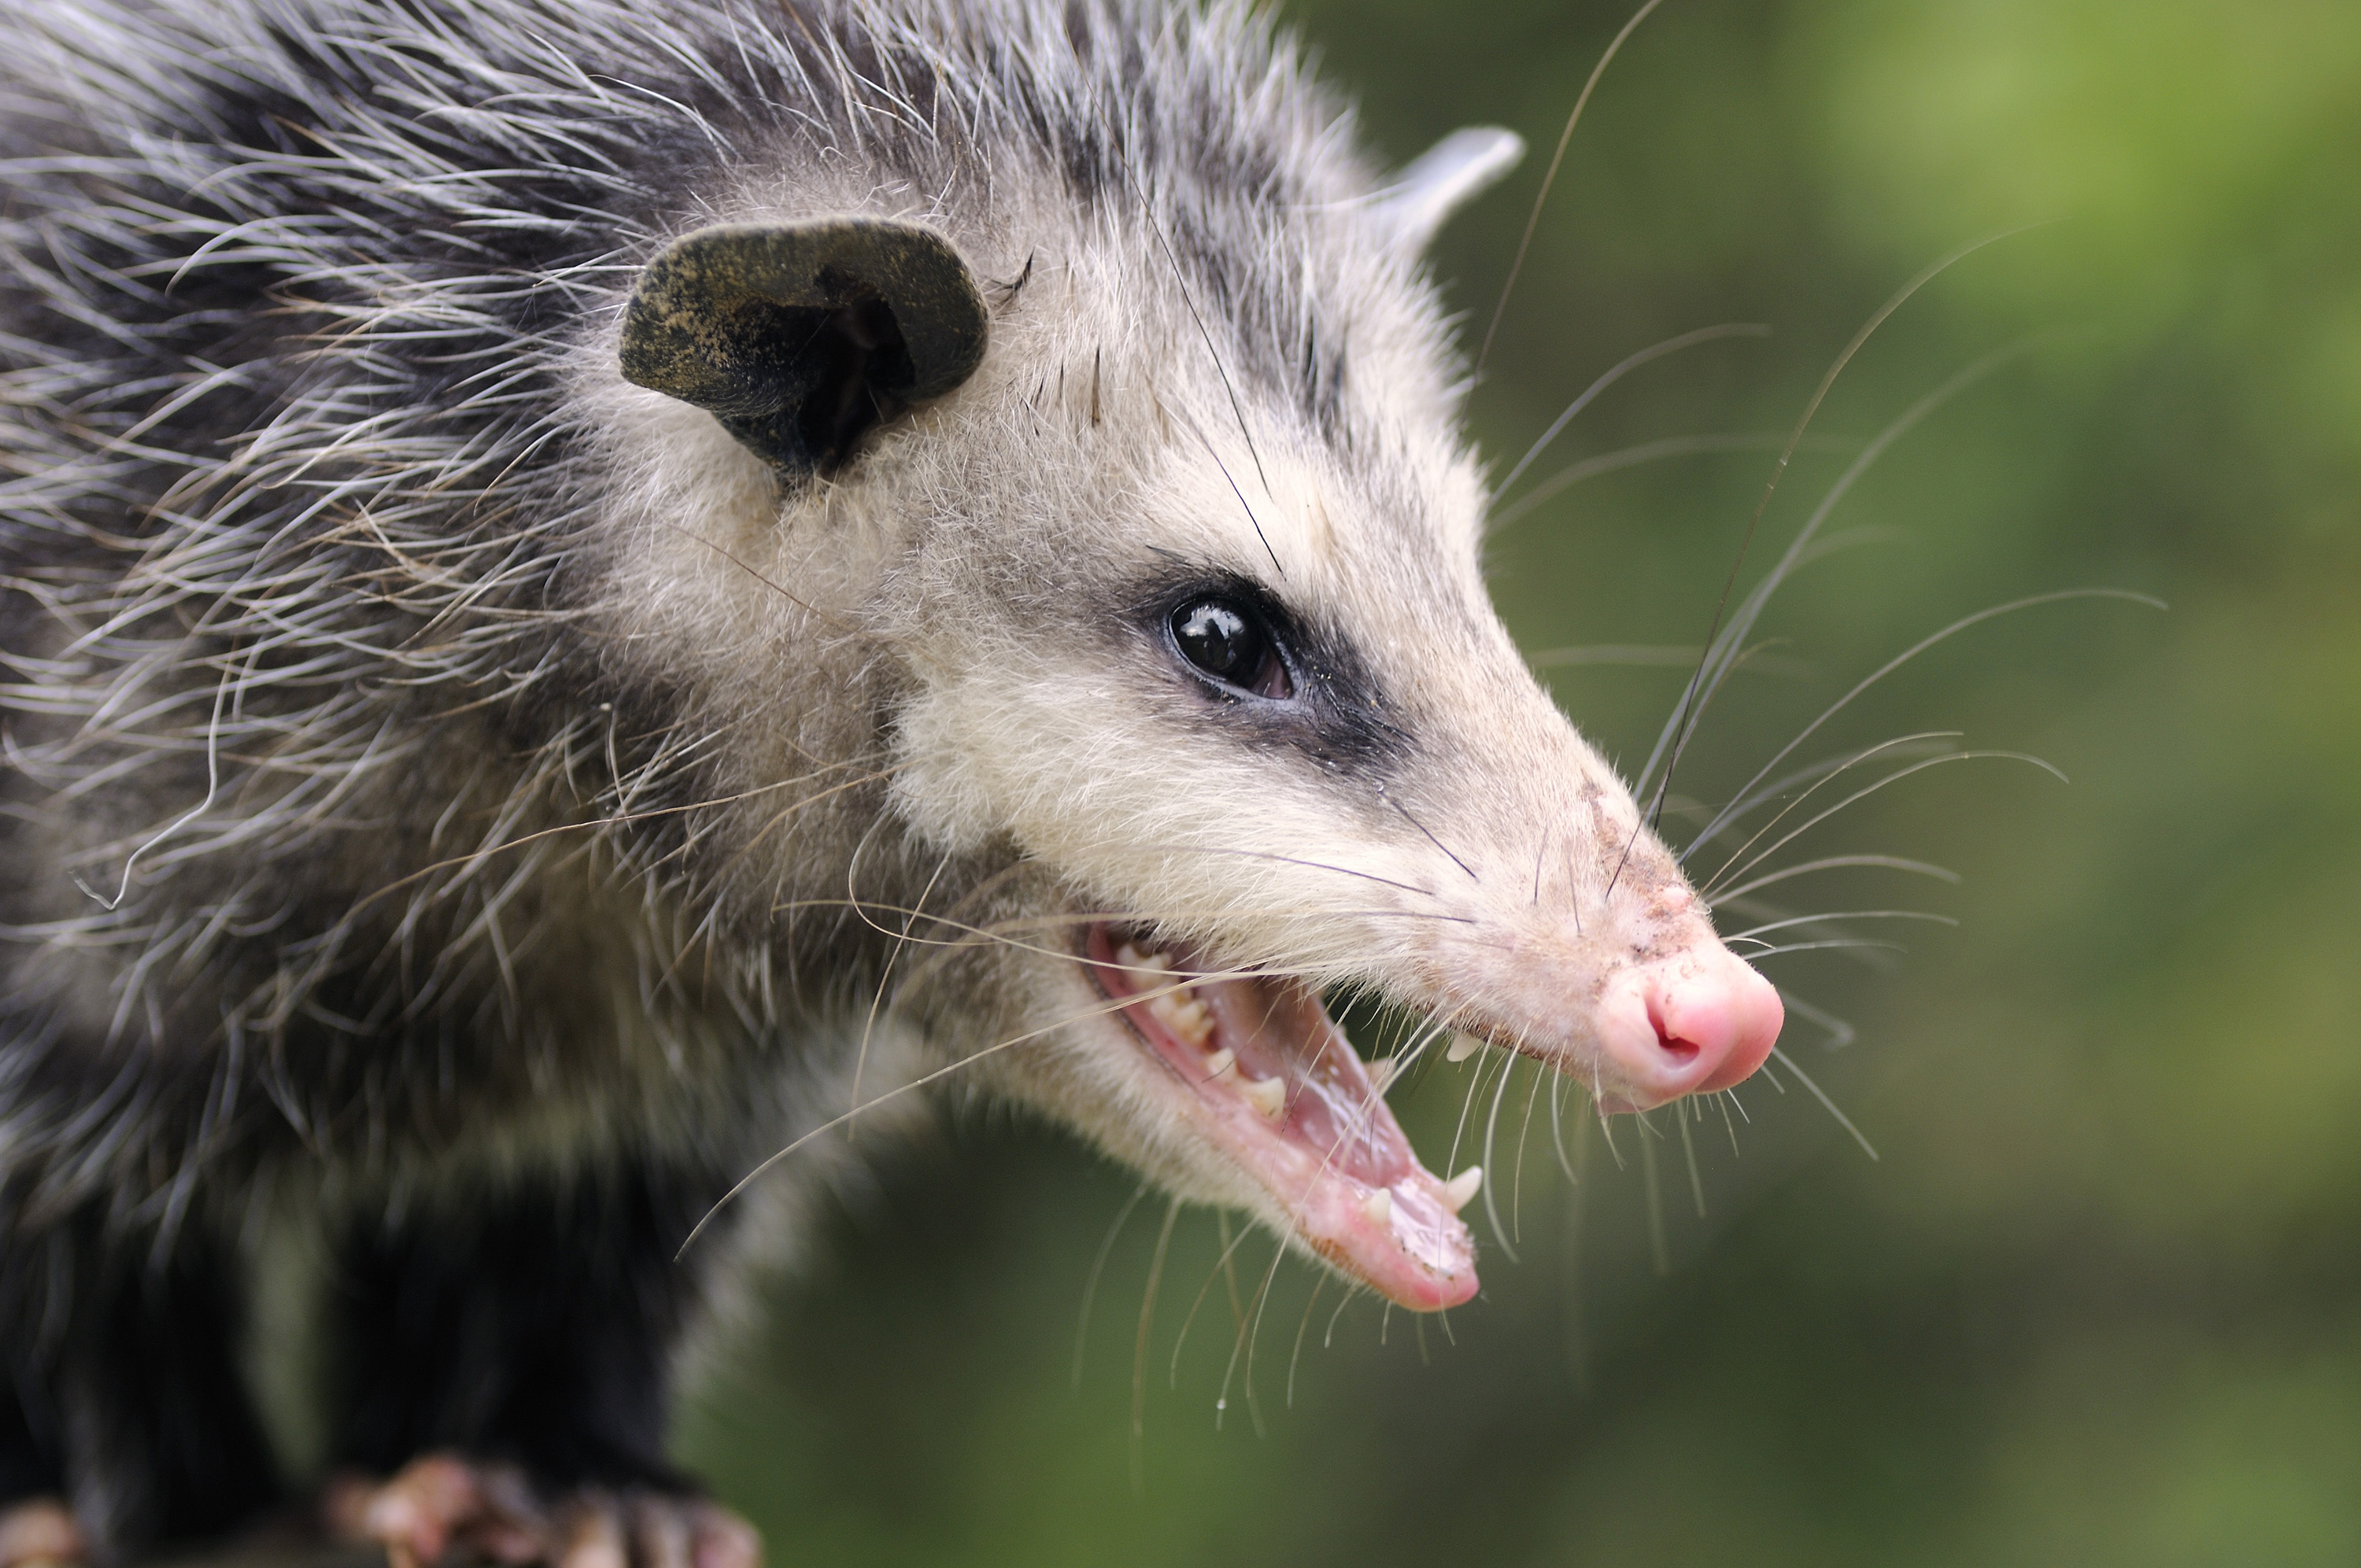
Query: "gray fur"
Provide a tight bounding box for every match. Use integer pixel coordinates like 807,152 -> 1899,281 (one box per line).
0,0 -> 1762,1555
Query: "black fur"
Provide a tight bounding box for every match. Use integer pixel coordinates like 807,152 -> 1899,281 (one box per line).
329,1164 -> 728,1492
0,1201 -> 283,1547
0,1 -> 1384,1558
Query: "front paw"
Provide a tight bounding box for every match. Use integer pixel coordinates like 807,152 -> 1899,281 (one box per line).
323,1455 -> 759,1568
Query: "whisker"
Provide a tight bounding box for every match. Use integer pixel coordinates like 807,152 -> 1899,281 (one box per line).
1221,1233 -> 1287,1436
1700,727 -> 1955,887
1690,588 -> 2165,857
1678,1098 -> 1705,1219
1104,119 -> 1277,560
1683,734 -> 1962,862
1745,939 -> 1907,959
848,845 -> 951,1127
1639,339 -> 2049,810
1513,1051 -> 1545,1245
1549,1062 -> 1576,1182
1381,790 -> 1478,883
1727,909 -> 1957,941
1778,990 -> 1858,1050
349,762 -> 884,922
679,985 -> 1224,1257
1132,1198 -> 1181,1499
1476,0 -> 1671,376
1639,1116 -> 1668,1274
1710,854 -> 1959,904
1491,433 -> 1852,532
1497,323 -> 1770,496
1286,1275 -> 1325,1408
1480,1046 -> 1520,1260
1710,750 -> 2065,897
1073,1182 -> 1149,1390
1118,843 -> 1440,900
1322,1282 -> 1358,1350
1770,1046 -> 1879,1160
1699,732 -> 1962,895
1636,249 -> 2051,826
1170,1210 -> 1257,1389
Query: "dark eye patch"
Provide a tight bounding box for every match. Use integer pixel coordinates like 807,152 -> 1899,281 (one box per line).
1132,569 -> 1410,774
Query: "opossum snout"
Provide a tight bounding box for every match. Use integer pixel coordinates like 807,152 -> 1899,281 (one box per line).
1590,946 -> 1783,1114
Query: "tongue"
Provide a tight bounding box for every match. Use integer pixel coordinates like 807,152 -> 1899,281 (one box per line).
1188,974 -> 1480,1312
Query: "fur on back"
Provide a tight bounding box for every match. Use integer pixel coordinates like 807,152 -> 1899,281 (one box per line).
0,0 -> 1474,1227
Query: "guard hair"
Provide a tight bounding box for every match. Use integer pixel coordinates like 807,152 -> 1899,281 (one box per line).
0,2 -> 1780,1559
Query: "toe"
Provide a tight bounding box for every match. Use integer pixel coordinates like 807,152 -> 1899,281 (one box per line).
363,1453 -> 486,1568
685,1504 -> 760,1568
627,1497 -> 689,1568
0,1499 -> 83,1568
556,1499 -> 626,1568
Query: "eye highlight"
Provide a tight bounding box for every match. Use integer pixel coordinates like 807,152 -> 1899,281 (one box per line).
1170,596 -> 1293,699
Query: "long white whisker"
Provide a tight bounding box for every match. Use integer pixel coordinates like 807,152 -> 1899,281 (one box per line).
1690,589 -> 2163,855
1639,338 -> 2049,804
1073,1182 -> 1149,1390
1131,1198 -> 1181,1499
1698,732 -> 1964,887
1710,854 -> 1959,903
1497,323 -> 1769,496
1727,909 -> 1959,941
1711,751 -> 2065,897
1770,1046 -> 1879,1160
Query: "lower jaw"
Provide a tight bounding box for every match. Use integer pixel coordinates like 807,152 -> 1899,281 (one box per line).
1082,921 -> 1480,1311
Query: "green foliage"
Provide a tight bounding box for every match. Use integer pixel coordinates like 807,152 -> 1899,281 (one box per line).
674,2 -> 2361,1559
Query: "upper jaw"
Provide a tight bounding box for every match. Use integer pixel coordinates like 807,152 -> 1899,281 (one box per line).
1079,921 -> 1479,1312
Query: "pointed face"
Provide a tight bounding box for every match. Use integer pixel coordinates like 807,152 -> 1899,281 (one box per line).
881,358 -> 1782,1311
613,129 -> 1781,1312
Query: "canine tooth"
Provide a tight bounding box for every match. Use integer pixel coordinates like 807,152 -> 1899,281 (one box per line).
1442,1166 -> 1483,1213
1365,1057 -> 1398,1094
1240,1075 -> 1288,1120
1202,1047 -> 1236,1078
1361,1188 -> 1393,1227
1446,1032 -> 1483,1063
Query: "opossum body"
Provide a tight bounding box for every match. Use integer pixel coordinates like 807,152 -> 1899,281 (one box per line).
0,1 -> 1782,1562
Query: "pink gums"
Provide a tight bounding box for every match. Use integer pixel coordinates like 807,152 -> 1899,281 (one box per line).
1086,924 -> 1477,1311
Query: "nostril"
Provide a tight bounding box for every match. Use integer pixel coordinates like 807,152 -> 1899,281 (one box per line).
1644,994 -> 1702,1064
1594,954 -> 1783,1105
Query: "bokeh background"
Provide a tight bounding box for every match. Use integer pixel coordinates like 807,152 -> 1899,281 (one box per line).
674,2 -> 2361,1561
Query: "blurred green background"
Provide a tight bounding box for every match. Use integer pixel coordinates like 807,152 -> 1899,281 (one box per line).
674,2 -> 2361,1561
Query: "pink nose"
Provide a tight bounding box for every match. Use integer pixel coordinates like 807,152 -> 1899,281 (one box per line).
1591,947 -> 1783,1112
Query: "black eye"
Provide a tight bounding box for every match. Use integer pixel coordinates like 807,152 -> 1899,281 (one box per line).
1171,596 -> 1292,699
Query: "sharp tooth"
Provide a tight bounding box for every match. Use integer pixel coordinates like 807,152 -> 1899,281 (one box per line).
1202,1047 -> 1235,1078
1360,1188 -> 1393,1226
1365,1057 -> 1398,1094
1239,1074 -> 1288,1120
1116,943 -> 1144,969
1442,1166 -> 1483,1212
1446,1032 -> 1483,1063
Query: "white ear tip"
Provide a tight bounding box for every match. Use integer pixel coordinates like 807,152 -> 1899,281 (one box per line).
1380,125 -> 1527,249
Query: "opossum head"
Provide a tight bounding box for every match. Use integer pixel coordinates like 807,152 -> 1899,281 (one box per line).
608,126 -> 1779,1312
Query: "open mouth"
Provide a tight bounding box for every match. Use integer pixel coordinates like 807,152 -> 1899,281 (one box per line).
1084,921 -> 1479,1311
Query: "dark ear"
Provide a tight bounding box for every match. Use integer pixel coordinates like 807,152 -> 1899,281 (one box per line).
619,218 -> 989,474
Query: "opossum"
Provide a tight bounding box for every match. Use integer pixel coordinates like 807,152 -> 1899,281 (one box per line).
0,1 -> 1785,1563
